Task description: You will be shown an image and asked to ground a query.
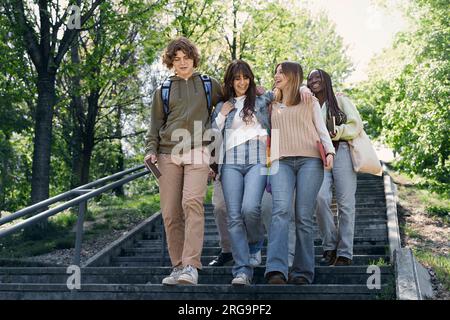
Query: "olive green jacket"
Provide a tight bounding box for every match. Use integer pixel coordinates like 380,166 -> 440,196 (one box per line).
145,72 -> 222,155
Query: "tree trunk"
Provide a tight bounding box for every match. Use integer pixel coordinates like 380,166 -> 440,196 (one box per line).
113,105 -> 125,197
26,73 -> 56,239
80,91 -> 100,185
69,39 -> 84,189
30,74 -> 56,205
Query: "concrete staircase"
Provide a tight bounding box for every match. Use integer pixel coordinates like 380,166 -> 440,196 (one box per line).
0,173 -> 396,300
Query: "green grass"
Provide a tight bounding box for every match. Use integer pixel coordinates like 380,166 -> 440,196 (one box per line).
403,225 -> 423,240
0,192 -> 160,260
426,205 -> 450,224
376,278 -> 396,300
369,257 -> 389,267
205,183 -> 213,204
393,170 -> 450,226
413,249 -> 450,292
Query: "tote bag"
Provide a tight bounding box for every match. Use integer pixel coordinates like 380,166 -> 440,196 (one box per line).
347,130 -> 382,176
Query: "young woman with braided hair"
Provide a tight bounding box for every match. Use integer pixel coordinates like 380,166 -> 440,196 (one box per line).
307,69 -> 363,266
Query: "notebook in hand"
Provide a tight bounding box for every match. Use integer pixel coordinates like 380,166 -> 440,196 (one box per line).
316,141 -> 326,166
144,158 -> 161,179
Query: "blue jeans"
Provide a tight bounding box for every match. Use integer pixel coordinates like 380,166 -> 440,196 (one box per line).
221,163 -> 267,279
265,157 -> 324,283
316,142 -> 357,259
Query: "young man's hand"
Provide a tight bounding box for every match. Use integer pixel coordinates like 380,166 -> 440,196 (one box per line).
145,153 -> 157,164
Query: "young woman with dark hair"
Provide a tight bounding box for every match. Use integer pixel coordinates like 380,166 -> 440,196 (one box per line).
307,69 -> 363,266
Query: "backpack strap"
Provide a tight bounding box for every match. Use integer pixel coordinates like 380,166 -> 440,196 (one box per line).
199,74 -> 213,115
160,78 -> 172,121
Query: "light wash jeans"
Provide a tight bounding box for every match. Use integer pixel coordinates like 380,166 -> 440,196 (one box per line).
265,157 -> 324,283
221,163 -> 267,279
315,142 -> 357,259
261,191 -> 296,267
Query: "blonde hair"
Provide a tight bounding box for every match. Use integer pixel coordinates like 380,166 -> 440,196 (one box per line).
273,61 -> 303,106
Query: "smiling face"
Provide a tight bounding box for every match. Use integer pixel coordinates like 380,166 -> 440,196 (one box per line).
233,73 -> 250,97
274,65 -> 288,91
172,50 -> 194,79
307,70 -> 324,94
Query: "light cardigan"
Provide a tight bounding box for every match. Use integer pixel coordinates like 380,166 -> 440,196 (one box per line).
270,98 -> 335,161
320,95 -> 363,141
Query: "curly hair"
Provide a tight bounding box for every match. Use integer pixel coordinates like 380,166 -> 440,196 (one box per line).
162,37 -> 200,69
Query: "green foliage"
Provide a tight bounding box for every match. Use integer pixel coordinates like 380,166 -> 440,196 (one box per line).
352,0 -> 449,192
413,248 -> 450,292
426,205 -> 449,223
0,191 -> 160,259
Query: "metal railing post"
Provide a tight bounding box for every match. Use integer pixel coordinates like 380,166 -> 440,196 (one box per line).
73,201 -> 87,266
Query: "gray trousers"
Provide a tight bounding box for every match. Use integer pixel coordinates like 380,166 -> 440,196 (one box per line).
212,179 -> 232,253
315,142 -> 357,259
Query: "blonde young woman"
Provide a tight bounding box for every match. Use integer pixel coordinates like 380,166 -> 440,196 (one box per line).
264,62 -> 335,285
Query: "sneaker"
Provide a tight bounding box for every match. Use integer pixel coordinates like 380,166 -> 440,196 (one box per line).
161,266 -> 183,286
266,271 -> 287,284
231,273 -> 251,286
208,252 -> 233,266
249,250 -> 262,267
321,250 -> 337,266
177,265 -> 199,285
333,256 -> 352,266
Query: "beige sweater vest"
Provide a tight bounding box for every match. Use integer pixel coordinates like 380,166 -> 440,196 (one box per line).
270,101 -> 320,161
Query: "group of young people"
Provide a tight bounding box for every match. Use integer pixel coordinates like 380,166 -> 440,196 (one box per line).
144,37 -> 363,286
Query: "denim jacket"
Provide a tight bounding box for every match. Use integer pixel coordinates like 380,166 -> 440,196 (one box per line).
210,92 -> 273,178
211,91 -> 273,132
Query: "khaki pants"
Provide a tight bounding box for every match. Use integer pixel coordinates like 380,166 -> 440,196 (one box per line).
157,148 -> 210,269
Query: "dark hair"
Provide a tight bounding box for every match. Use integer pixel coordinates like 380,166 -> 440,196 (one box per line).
273,61 -> 303,106
307,69 -> 347,126
223,60 -> 256,124
163,37 -> 200,69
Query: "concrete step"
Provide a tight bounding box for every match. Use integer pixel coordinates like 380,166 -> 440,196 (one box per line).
202,224 -> 388,232
111,255 -> 390,267
122,245 -> 388,257
142,228 -> 388,241
136,236 -> 389,248
203,218 -> 388,226
0,266 -> 394,285
0,283 -> 392,300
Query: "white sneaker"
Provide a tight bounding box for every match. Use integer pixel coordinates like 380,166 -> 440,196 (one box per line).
161,266 -> 183,286
249,250 -> 262,267
231,273 -> 251,286
177,265 -> 198,285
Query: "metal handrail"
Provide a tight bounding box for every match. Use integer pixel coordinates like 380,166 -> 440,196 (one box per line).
0,165 -> 151,266
0,165 -> 145,226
